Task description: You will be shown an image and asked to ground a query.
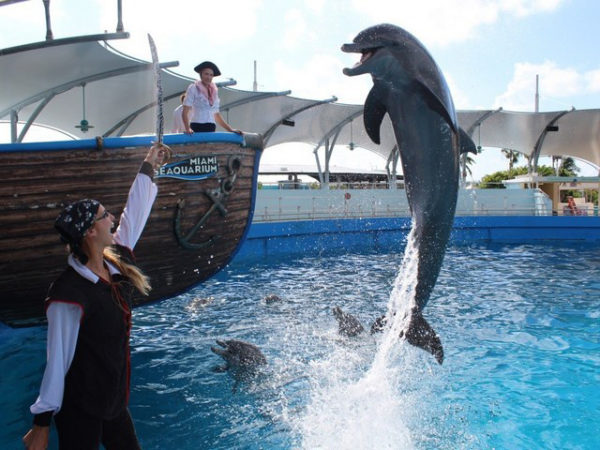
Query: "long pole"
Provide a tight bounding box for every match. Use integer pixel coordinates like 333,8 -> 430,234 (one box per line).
253,60 -> 258,92
116,0 -> 124,32
535,74 -> 539,112
43,0 -> 53,40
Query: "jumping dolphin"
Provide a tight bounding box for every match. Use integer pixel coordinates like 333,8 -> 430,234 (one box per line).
342,24 -> 475,364
211,339 -> 267,372
332,306 -> 365,337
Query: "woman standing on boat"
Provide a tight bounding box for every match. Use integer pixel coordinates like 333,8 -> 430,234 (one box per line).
182,61 -> 243,134
23,144 -> 167,450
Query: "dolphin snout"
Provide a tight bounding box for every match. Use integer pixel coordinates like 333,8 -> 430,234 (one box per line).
332,306 -> 343,318
211,340 -> 228,356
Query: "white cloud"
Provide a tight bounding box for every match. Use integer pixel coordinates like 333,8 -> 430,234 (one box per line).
0,0 -> 73,47
282,9 -> 311,50
493,61 -> 599,110
443,73 -> 471,109
305,0 -> 326,14
497,0 -> 563,17
585,69 -> 600,93
95,0 -> 262,60
274,54 -> 372,103
349,0 -> 565,47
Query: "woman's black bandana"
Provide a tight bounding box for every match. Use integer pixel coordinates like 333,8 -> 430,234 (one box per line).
54,199 -> 100,246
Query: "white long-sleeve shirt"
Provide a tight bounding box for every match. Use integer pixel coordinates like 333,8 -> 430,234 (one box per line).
171,104 -> 185,133
30,169 -> 157,417
183,83 -> 220,124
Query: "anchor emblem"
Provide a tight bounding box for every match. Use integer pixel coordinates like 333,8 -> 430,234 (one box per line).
173,156 -> 241,250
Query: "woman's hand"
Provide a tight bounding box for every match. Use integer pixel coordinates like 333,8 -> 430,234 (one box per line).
145,143 -> 171,169
23,425 -> 49,450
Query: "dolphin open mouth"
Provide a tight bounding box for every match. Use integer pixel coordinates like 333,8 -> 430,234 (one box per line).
350,49 -> 374,68
342,46 -> 380,75
211,340 -> 228,356
359,49 -> 375,64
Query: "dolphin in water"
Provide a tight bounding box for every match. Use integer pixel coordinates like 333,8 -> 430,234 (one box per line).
211,339 -> 267,372
332,306 -> 365,337
342,24 -> 475,364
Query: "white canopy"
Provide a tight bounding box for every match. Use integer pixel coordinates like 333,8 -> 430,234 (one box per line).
1,34 -> 599,171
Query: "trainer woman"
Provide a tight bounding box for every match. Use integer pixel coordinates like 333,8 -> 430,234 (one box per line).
23,144 -> 167,450
182,61 -> 242,134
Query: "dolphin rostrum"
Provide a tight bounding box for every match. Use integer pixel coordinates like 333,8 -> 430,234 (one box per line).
342,24 -> 475,364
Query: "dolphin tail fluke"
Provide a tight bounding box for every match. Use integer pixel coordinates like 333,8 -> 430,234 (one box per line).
404,312 -> 444,364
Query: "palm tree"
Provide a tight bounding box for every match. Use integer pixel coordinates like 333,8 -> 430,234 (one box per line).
558,157 -> 580,176
501,148 -> 520,172
551,155 -> 562,175
461,153 -> 476,180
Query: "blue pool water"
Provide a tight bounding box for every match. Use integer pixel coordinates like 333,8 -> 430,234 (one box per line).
2,243 -> 599,449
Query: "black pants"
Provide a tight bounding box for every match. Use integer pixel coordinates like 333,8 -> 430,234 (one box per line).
190,122 -> 216,132
54,404 -> 141,450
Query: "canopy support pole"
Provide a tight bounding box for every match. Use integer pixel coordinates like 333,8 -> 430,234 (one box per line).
116,0 -> 124,32
10,110 -> 18,143
385,145 -> 400,190
43,0 -> 53,40
530,108 -> 574,174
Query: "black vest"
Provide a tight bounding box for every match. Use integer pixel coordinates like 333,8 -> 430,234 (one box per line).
46,262 -> 135,420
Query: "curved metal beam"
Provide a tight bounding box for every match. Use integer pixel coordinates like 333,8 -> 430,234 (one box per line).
104,79 -> 237,137
0,61 -> 179,119
221,90 -> 291,111
313,108 -> 364,154
0,32 -> 130,57
466,107 -> 503,138
1,61 -> 179,141
311,109 -> 363,188
531,108 -> 575,172
461,107 -> 503,182
263,96 -> 338,145
17,93 -> 56,142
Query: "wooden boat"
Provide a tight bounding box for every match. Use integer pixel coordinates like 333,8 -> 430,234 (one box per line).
0,132 -> 263,327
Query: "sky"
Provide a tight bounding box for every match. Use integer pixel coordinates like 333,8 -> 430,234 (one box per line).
1,0 -> 599,179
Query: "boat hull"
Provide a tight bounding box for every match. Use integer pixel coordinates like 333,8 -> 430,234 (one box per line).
0,133 -> 262,327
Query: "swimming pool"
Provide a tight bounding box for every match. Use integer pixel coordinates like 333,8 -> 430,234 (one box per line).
3,242 -> 599,449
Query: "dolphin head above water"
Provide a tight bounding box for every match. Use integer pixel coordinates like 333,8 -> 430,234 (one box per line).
342,23 -> 458,144
211,339 -> 267,371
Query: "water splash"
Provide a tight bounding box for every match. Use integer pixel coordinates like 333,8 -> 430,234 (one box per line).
375,227 -> 419,368
297,345 -> 414,449
296,228 -> 421,449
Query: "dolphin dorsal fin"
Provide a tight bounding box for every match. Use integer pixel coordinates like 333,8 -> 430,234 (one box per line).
363,88 -> 388,145
411,80 -> 458,135
458,128 -> 477,154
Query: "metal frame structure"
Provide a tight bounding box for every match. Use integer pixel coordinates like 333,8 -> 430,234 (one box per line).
1,0 -> 599,177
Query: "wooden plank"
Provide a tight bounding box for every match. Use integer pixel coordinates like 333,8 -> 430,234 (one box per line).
0,137 -> 262,326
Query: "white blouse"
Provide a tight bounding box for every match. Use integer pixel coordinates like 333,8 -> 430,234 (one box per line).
183,83 -> 220,124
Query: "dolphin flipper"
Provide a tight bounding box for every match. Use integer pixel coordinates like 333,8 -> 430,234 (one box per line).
403,311 -> 444,364
364,88 -> 388,145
